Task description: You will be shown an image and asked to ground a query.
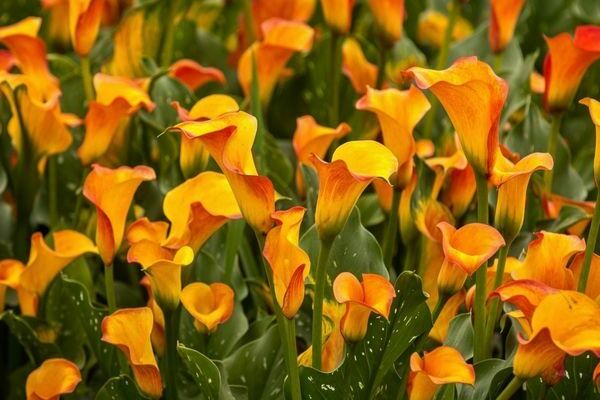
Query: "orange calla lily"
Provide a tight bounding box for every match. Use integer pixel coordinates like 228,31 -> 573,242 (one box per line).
356,86 -> 430,188
140,276 -> 165,356
238,18 -> 314,103
333,272 -> 395,342
168,59 -> 225,92
580,97 -> 600,186
417,10 -> 473,49
251,0 -> 316,35
408,346 -> 475,400
263,206 -> 310,318
429,291 -> 465,343
292,115 -> 351,192
26,358 -> 81,400
571,253 -> 600,301
0,259 -> 24,312
510,231 -> 584,290
407,57 -> 508,176
342,38 -> 378,94
465,255 -> 519,310
489,0 -> 526,53
42,0 -> 71,48
69,0 -> 104,56
415,199 -> 455,243
490,279 -> 559,321
441,165 -> 476,219
169,111 -> 275,233
83,164 -> 156,265
101,307 -> 163,398
437,222 -> 505,296
321,0 -> 355,33
163,171 -> 242,252
172,95 -> 239,178
310,140 -> 398,241
541,191 -> 595,236
492,151 -> 554,242
425,135 -> 469,199
180,282 -> 234,332
367,0 -> 404,44
78,74 -> 155,165
543,26 -> 600,114
127,240 -> 194,311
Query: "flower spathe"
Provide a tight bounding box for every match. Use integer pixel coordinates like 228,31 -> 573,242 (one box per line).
408,346 -> 475,400
333,272 -> 395,342
140,276 -> 166,356
180,282 -> 234,332
417,10 -> 473,49
407,57 -> 508,176
169,110 -> 275,233
367,0 -> 404,44
489,0 -> 525,53
26,358 -> 81,400
101,307 -> 163,398
543,25 -> 600,114
0,259 -> 24,312
168,59 -> 226,92
320,0 -> 355,34
263,206 -> 310,319
342,38 -> 378,94
356,85 -> 430,188
83,164 -> 156,265
311,140 -> 398,241
68,0 -> 104,56
580,97 -> 600,186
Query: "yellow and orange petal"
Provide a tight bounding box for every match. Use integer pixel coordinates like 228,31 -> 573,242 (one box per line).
68,0 -> 104,56
489,0 -> 526,53
571,253 -> 600,301
321,0 -> 355,34
26,358 -> 81,400
168,59 -> 226,92
410,346 -> 475,385
180,282 -> 234,332
342,38 -> 378,94
367,0 -> 404,44
580,97 -> 600,186
0,259 -> 24,312
429,291 -> 465,343
416,10 -> 473,49
140,276 -> 166,356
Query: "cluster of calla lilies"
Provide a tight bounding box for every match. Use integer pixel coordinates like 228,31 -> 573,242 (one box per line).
1,0 -> 600,399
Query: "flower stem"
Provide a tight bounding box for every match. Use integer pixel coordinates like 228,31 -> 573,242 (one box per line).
375,44 -> 387,89
483,244 -> 509,358
80,56 -> 95,103
48,156 -> 58,227
159,0 -> 179,67
474,173 -> 489,363
311,237 -> 333,370
104,263 -> 117,313
578,190 -> 600,292
383,188 -> 401,274
164,307 -> 180,400
544,114 -> 563,192
223,220 -> 245,284
284,318 -> 302,400
431,293 -> 449,324
496,376 -> 523,400
329,31 -> 342,126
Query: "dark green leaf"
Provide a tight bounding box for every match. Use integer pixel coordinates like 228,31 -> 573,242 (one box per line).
178,344 -> 228,400
444,313 -> 474,360
95,375 -> 145,400
0,311 -> 60,365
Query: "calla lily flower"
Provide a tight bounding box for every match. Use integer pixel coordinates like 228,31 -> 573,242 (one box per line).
333,272 -> 396,342
492,151 -> 553,242
140,276 -> 166,356
510,231 -> 584,290
168,59 -> 225,92
169,111 -> 275,233
541,192 -> 595,236
429,291 -> 465,343
172,95 -> 239,178
238,18 -> 314,103
407,57 -> 508,176
0,260 -> 24,312
489,0 -> 525,54
436,222 -> 505,296
415,199 -> 455,243
163,171 -> 242,252
571,253 -> 600,301
543,26 -> 600,114
580,97 -> 600,186
251,0 -> 316,35
367,0 -> 404,44
127,240 -> 194,311
425,135 -> 469,200
311,140 -> 398,241
180,282 -> 234,332
321,0 -> 355,33
417,10 -> 473,49
42,0 -> 71,48
26,358 -> 81,400
78,74 -> 155,165
263,206 -> 310,318
408,346 -> 475,400
465,256 -> 519,310
441,165 -> 476,219
342,38 -> 378,94
69,0 -> 104,56
356,86 -> 430,188
83,164 -> 156,265
292,115 -> 351,192
101,307 -> 163,398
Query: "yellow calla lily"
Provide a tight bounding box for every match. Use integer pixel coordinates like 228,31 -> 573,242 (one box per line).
180,282 -> 234,332
68,0 -> 104,56
367,0 -> 404,44
417,10 -> 473,49
429,291 -> 465,343
140,276 -> 166,356
26,358 -> 81,400
0,259 -> 24,313
101,307 -> 163,398
571,253 -> 600,301
320,0 -> 355,33
489,0 -> 526,54
580,97 -> 600,186
168,59 -> 225,92
342,38 -> 378,94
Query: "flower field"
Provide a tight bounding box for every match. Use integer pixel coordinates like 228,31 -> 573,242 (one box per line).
1,0 -> 600,399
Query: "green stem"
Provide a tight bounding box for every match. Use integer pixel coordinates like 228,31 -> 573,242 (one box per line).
164,307 -> 180,400
223,220 -> 246,284
483,244 -> 509,358
104,263 -> 117,313
72,167 -> 89,229
431,294 -> 449,325
48,156 -> 58,227
375,44 -> 387,89
329,31 -> 342,126
250,53 -> 267,174
311,237 -> 334,370
474,173 -> 489,363
159,0 -> 179,67
284,318 -> 302,400
493,52 -> 503,74
80,56 -> 94,103
578,190 -> 600,292
496,377 -> 523,400
383,188 -> 401,273
242,0 -> 255,45
544,115 -> 563,192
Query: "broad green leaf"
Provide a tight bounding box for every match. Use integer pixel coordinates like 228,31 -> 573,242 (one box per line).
0,311 -> 60,365
457,359 -> 511,400
444,313 -> 474,360
95,375 -> 145,400
356,193 -> 385,227
178,344 -> 230,400
545,352 -> 600,400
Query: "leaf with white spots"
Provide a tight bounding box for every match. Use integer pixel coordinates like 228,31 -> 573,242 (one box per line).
178,344 -> 227,400
95,375 -> 145,400
0,311 -> 60,365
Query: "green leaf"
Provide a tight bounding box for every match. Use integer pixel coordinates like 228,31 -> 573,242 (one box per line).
95,375 -> 145,400
444,313 -> 474,360
0,311 -> 60,365
546,352 -> 600,399
178,344 -> 230,400
356,193 -> 385,227
457,359 -> 511,400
